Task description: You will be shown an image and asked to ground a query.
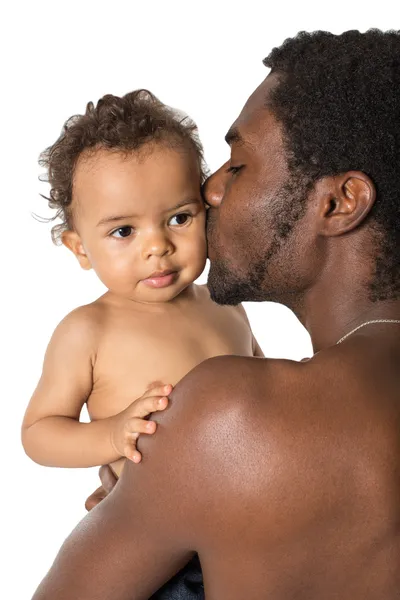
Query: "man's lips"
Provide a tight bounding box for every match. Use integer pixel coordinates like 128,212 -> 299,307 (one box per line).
141,270 -> 178,288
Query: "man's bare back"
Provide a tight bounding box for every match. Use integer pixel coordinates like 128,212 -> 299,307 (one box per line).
32,332 -> 400,599
189,337 -> 400,598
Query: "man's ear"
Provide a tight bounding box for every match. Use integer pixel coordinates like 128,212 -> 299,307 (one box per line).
61,230 -> 92,270
317,171 -> 376,237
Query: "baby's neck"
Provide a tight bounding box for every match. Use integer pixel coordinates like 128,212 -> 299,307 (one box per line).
101,283 -> 200,312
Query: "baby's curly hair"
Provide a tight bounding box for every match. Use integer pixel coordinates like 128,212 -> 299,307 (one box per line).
264,29 -> 400,301
40,90 -> 207,244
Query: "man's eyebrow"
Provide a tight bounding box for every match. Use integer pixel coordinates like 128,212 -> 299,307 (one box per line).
97,200 -> 201,227
225,126 -> 244,146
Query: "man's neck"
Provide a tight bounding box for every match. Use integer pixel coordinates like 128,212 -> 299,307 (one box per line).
305,297 -> 400,353
278,232 -> 400,352
290,264 -> 400,353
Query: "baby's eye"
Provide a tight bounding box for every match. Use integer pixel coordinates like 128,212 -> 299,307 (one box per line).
110,226 -> 134,238
169,213 -> 191,226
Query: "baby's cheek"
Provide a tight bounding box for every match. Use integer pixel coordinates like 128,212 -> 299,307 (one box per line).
192,242 -> 208,277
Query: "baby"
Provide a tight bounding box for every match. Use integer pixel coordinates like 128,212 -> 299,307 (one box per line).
22,90 -> 263,479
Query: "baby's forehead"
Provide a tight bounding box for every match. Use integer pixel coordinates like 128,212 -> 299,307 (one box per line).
74,144 -> 199,182
74,147 -> 140,177
72,145 -> 202,221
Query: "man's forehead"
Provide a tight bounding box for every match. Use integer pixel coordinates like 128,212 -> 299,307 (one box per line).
244,73 -> 278,114
226,73 -> 281,147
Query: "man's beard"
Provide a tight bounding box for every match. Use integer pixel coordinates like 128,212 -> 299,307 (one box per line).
207,175 -> 310,306
207,245 -> 278,305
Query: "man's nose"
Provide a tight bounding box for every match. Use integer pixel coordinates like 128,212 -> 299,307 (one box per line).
203,162 -> 228,208
141,230 -> 173,259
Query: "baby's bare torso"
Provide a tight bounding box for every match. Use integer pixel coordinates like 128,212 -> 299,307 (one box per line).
86,285 -> 254,475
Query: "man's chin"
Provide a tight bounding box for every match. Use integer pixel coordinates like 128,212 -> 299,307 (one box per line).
207,263 -> 248,305
208,285 -> 240,305
207,259 -> 268,305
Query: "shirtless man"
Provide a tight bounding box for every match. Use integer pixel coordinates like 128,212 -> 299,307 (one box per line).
33,29 -> 400,599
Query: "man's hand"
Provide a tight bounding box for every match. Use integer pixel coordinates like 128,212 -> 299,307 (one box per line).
85,465 -> 118,511
110,383 -> 172,463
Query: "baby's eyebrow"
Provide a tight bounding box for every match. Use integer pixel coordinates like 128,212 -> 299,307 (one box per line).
166,199 -> 202,212
97,214 -> 137,227
97,200 -> 201,227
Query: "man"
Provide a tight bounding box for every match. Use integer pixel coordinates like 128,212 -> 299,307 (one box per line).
33,29 -> 400,599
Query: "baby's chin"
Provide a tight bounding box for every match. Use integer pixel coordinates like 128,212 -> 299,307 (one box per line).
105,278 -> 195,306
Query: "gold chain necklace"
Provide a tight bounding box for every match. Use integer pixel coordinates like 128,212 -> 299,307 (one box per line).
336,319 -> 400,344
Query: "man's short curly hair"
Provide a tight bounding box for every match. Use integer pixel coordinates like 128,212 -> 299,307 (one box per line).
40,90 -> 207,244
264,29 -> 400,301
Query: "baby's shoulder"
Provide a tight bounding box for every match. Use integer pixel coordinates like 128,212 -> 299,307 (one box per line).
52,301 -> 106,347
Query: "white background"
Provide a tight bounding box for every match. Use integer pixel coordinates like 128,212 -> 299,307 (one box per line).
2,1 -> 398,597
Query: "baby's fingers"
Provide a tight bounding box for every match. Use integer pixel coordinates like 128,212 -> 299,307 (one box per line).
126,417 -> 157,436
124,417 -> 157,463
133,394 -> 169,419
143,383 -> 172,399
124,438 -> 141,463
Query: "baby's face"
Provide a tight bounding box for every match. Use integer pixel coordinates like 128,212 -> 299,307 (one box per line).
65,144 -> 207,304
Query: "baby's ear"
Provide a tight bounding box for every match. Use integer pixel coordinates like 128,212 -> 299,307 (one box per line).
61,230 -> 92,270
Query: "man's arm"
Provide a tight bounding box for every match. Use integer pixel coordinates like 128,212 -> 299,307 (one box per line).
31,358 -> 228,599
33,474 -> 194,599
32,355 -> 269,600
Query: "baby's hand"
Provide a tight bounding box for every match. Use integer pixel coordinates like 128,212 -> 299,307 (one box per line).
110,383 -> 172,463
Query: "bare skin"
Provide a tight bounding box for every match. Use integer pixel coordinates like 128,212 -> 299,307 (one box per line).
22,145 -> 261,477
33,74 -> 400,599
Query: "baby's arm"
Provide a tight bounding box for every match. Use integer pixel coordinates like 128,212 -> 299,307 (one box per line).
235,304 -> 265,358
22,308 -> 170,468
252,336 -> 265,357
21,308 -> 118,467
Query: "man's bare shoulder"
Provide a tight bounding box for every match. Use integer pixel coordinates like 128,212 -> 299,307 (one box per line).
167,354 -> 309,427
181,352 -> 311,388
165,350 -> 355,441
136,355 -> 318,523
155,351 -> 358,490
133,350 -> 366,541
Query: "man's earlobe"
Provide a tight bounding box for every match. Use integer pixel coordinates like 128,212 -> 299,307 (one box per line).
61,230 -> 92,270
319,171 -> 376,237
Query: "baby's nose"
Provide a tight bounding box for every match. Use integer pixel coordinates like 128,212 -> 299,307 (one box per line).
142,231 -> 173,259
